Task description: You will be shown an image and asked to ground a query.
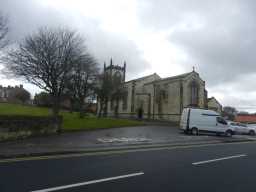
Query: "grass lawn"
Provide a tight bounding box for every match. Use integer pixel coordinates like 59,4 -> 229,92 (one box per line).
0,103 -> 144,132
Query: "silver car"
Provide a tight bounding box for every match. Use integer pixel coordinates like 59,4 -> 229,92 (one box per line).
228,121 -> 256,135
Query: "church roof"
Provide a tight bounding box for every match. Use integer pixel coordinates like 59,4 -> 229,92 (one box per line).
144,71 -> 197,85
208,97 -> 222,107
125,73 -> 160,84
158,71 -> 194,81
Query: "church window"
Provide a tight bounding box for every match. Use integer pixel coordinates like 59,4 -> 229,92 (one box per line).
122,91 -> 128,110
162,90 -> 168,101
163,84 -> 168,101
190,81 -> 199,106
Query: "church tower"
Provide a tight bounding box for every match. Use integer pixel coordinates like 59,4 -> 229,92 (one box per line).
104,58 -> 126,83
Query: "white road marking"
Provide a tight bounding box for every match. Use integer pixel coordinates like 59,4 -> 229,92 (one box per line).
31,172 -> 144,192
97,137 -> 152,143
192,154 -> 247,165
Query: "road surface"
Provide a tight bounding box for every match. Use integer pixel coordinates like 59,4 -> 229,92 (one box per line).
1,141 -> 256,192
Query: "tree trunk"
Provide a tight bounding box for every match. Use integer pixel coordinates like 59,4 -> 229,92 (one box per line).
69,98 -> 75,113
78,98 -> 85,118
51,95 -> 61,133
52,96 -> 60,117
103,97 -> 108,117
97,99 -> 103,118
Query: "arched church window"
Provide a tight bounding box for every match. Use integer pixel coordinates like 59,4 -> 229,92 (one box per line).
190,80 -> 199,106
122,90 -> 128,110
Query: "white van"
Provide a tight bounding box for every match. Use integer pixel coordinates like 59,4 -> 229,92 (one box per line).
180,108 -> 234,136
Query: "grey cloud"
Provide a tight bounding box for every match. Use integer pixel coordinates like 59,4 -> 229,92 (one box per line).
1,0 -> 65,41
170,16 -> 256,86
208,73 -> 256,111
0,0 -> 149,76
85,31 -> 149,76
137,0 -> 256,110
139,0 -> 256,85
2,0 -> 256,110
138,0 -> 232,31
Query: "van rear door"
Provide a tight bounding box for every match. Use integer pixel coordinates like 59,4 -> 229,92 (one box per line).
180,108 -> 189,130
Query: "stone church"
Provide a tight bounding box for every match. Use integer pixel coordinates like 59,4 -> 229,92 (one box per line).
97,60 -> 221,122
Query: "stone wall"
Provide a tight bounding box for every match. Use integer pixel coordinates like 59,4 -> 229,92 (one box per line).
105,73 -> 160,116
0,115 -> 62,141
208,98 -> 222,113
99,71 -> 207,123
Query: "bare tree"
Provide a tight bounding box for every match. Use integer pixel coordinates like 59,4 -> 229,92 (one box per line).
222,106 -> 238,120
95,71 -> 123,117
67,53 -> 99,118
3,27 -> 86,117
0,12 -> 9,50
34,92 -> 52,107
95,73 -> 110,117
12,88 -> 31,104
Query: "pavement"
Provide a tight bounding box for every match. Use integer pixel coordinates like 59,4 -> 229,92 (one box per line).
0,125 -> 255,158
1,139 -> 256,191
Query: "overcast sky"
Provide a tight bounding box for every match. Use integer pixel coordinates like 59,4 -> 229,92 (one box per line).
1,0 -> 256,112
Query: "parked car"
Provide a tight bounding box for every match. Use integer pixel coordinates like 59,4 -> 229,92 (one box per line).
180,108 -> 234,136
228,121 -> 256,135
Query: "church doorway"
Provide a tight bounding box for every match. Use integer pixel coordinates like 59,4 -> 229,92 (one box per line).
137,107 -> 144,119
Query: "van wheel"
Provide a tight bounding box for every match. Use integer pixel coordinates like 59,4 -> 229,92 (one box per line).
249,130 -> 255,136
225,130 -> 233,137
191,127 -> 198,136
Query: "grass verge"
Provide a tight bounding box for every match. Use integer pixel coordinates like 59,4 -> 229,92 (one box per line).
0,103 -> 144,131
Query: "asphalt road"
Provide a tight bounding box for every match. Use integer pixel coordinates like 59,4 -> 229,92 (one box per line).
1,141 -> 256,192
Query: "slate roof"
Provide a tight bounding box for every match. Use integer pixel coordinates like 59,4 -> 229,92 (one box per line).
208,97 -> 222,107
144,71 -> 197,86
124,73 -> 160,84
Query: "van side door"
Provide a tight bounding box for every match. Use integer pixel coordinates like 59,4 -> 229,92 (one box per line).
216,117 -> 228,133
